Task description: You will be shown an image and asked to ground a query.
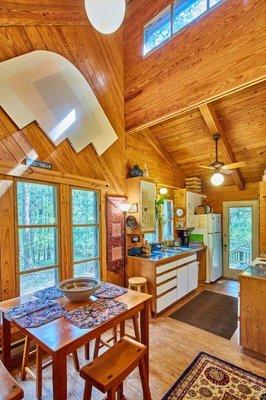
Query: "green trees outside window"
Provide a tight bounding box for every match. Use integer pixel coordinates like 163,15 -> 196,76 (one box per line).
17,181 -> 59,295
71,188 -> 100,279
143,0 -> 223,55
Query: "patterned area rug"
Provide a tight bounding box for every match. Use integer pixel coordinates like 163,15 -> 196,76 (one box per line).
162,352 -> 266,399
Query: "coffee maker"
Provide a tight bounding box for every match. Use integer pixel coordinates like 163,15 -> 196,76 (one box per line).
178,228 -> 191,247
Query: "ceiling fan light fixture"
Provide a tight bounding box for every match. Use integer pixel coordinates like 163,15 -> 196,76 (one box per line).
211,172 -> 224,186
85,0 -> 126,34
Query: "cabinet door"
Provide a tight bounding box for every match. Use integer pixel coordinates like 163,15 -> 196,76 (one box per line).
186,192 -> 202,227
187,261 -> 199,292
141,181 -> 156,232
176,266 -> 188,300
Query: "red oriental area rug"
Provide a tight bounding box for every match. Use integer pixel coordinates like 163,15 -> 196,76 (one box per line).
162,352 -> 266,399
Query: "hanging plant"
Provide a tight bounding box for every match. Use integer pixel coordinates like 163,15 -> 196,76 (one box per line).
155,194 -> 168,221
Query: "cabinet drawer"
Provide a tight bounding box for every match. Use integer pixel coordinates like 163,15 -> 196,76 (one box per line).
156,288 -> 177,313
156,269 -> 177,284
156,278 -> 177,296
156,261 -> 177,275
176,254 -> 197,267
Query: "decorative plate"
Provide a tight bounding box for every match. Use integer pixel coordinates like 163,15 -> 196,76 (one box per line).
126,215 -> 137,230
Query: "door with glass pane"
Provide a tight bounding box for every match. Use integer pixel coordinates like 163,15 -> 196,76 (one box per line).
71,188 -> 100,279
16,181 -> 59,295
223,201 -> 258,279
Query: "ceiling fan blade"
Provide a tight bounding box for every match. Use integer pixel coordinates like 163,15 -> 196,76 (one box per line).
221,169 -> 233,175
199,165 -> 214,170
222,161 -> 246,170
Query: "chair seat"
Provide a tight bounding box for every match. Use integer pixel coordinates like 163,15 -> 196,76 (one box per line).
0,361 -> 24,400
128,277 -> 147,286
80,336 -> 146,393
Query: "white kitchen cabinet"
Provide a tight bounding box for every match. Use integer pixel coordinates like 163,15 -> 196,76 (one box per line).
157,288 -> 177,313
176,266 -> 188,300
177,261 -> 199,300
186,192 -> 203,228
187,261 -> 199,292
174,189 -> 206,228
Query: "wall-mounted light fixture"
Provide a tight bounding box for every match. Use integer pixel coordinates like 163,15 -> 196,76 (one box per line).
159,187 -> 168,195
85,0 -> 126,34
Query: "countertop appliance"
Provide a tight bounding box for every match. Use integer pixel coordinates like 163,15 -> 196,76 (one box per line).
193,213 -> 222,283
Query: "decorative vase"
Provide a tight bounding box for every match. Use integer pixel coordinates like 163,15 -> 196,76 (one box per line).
129,165 -> 143,178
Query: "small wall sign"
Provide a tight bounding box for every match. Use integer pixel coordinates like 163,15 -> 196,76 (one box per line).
26,159 -> 52,170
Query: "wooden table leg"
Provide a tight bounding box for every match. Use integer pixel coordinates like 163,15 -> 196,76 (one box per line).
1,312 -> 11,370
52,350 -> 67,400
117,320 -> 126,399
140,300 -> 150,381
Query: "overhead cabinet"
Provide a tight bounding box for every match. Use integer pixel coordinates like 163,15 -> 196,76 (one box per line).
174,189 -> 205,228
126,177 -> 156,233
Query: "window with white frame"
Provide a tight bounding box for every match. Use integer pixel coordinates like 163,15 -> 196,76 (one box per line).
143,0 -> 224,55
16,181 -> 59,296
162,199 -> 174,240
71,188 -> 100,279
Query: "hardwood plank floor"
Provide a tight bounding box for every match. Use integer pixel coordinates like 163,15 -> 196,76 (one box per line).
10,280 -> 266,399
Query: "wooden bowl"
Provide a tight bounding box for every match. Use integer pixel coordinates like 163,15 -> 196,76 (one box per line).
58,277 -> 101,302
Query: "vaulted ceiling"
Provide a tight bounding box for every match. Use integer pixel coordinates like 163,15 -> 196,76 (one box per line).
136,81 -> 266,189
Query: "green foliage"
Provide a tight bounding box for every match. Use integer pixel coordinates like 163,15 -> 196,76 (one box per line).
229,207 -> 252,269
17,182 -> 100,295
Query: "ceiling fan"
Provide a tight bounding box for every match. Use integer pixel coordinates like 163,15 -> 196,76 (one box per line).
200,134 -> 246,186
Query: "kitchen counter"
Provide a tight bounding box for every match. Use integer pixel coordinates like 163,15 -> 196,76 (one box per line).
239,261 -> 266,360
128,245 -> 206,263
127,246 -> 207,316
240,265 -> 266,279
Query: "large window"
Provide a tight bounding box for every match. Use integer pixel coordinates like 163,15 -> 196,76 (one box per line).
71,188 -> 100,279
143,0 -> 223,55
16,181 -> 59,295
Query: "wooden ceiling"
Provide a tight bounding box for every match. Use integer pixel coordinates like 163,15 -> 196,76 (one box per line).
137,81 -> 266,189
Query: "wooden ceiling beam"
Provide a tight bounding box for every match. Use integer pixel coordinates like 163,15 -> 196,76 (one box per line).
142,129 -> 186,187
199,103 -> 245,190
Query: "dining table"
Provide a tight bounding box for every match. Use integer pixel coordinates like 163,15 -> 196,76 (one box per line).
0,288 -> 152,400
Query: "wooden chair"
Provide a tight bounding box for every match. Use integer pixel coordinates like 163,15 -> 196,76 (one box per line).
128,277 -> 148,293
85,316 -> 141,361
21,335 -> 80,399
80,337 -> 151,400
0,360 -> 24,400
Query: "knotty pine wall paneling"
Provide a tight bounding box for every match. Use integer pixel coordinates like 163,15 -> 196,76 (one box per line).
124,0 -> 266,132
206,183 -> 259,215
126,132 -> 182,187
0,1 -> 125,286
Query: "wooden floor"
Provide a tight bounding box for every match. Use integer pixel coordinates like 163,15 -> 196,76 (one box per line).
10,280 -> 266,399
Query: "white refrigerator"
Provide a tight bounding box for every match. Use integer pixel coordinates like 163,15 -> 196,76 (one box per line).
193,214 -> 223,283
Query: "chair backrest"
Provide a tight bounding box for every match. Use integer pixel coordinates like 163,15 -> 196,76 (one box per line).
0,360 -> 24,400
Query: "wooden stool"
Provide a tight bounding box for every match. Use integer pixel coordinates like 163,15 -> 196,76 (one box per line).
0,360 -> 24,400
21,335 -> 80,399
80,337 -> 151,400
128,277 -> 148,293
93,316 -> 141,359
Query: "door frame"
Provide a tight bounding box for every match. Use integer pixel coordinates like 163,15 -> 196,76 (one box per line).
223,200 -> 259,279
